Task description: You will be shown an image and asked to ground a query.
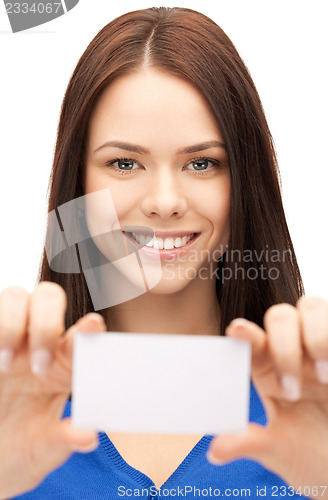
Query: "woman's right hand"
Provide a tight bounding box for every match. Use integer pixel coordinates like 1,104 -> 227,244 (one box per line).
0,282 -> 107,499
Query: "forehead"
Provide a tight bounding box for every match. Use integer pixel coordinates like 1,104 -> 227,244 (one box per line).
87,68 -> 223,153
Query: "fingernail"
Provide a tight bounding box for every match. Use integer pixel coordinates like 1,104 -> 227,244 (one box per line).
229,318 -> 250,328
30,349 -> 52,375
83,313 -> 104,325
0,349 -> 14,372
281,373 -> 301,401
73,439 -> 99,453
315,360 -> 328,384
206,450 -> 224,465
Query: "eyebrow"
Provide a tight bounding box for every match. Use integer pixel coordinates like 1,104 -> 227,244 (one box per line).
93,140 -> 226,155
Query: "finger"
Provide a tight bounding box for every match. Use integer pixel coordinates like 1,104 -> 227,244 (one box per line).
226,318 -> 270,377
206,423 -> 271,465
297,296 -> 328,384
59,312 -> 107,367
29,418 -> 99,489
27,282 -> 67,375
264,304 -> 302,401
0,286 -> 29,372
206,423 -> 301,488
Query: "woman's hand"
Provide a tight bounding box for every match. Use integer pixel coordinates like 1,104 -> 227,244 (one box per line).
207,296 -> 328,498
0,282 -> 107,499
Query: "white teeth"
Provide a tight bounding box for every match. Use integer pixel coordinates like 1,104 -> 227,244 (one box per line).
130,233 -> 195,249
153,237 -> 164,250
164,237 -> 175,250
174,237 -> 182,248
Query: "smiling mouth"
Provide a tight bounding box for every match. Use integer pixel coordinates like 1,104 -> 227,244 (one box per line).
124,232 -> 199,250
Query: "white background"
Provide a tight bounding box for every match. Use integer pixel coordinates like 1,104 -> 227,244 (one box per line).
0,0 -> 327,298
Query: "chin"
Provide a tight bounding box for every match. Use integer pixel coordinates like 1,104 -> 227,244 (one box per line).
146,276 -> 195,295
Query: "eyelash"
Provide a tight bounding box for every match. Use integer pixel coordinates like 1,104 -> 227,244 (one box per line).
104,156 -> 223,176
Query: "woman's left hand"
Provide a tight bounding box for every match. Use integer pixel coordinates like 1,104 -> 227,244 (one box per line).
207,296 -> 328,498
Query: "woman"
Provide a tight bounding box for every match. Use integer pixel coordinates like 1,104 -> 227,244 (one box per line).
0,6 -> 327,499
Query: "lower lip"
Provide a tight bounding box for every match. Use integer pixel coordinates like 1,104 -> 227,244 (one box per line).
123,233 -> 200,261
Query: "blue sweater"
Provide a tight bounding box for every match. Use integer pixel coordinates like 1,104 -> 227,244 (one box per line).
13,383 -> 307,499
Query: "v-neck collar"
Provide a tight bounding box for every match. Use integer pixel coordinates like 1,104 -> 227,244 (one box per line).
63,381 -> 264,492
98,430 -> 213,490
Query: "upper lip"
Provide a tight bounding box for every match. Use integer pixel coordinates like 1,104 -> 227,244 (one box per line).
123,228 -> 199,239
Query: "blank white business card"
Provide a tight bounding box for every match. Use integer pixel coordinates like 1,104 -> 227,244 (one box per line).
72,332 -> 251,435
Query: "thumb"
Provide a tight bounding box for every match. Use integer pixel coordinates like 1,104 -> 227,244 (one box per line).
60,312 -> 107,362
32,418 -> 99,480
206,423 -> 271,465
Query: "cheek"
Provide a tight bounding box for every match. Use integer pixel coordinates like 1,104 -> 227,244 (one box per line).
84,167 -> 107,195
84,170 -> 140,231
198,176 -> 230,232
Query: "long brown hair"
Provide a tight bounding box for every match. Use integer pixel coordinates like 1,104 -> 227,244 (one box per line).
38,6 -> 304,335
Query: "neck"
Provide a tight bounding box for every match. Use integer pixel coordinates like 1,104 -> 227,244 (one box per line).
104,276 -> 221,336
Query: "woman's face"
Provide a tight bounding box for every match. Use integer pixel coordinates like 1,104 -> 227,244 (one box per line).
84,68 -> 230,294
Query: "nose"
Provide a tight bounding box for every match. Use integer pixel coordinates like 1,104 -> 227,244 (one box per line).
140,168 -> 188,220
